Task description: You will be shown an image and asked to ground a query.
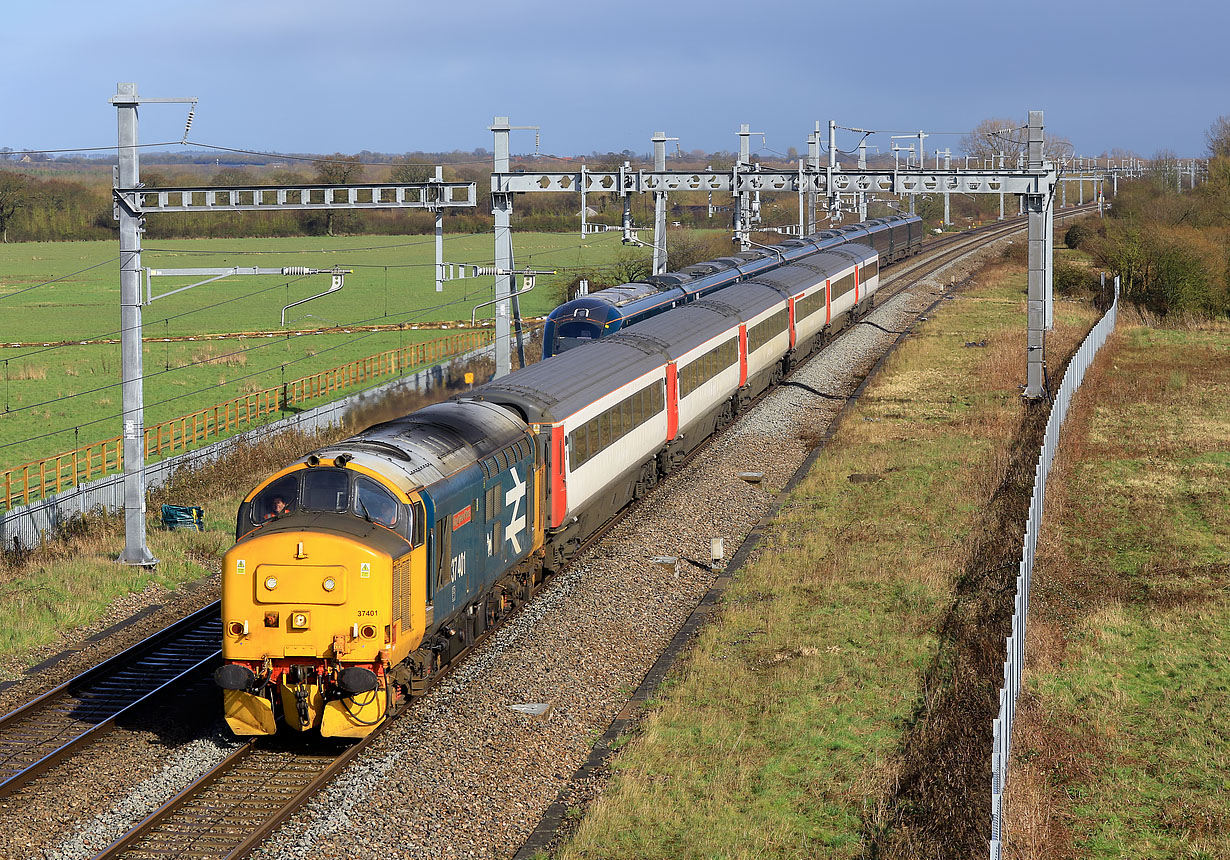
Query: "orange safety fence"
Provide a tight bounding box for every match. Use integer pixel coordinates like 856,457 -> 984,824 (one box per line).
2,329 -> 492,512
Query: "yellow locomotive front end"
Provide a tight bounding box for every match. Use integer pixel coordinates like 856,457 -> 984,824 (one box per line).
216,460 -> 428,738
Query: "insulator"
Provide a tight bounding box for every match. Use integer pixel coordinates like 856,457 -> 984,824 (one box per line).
472,267 -> 498,277
181,108 -> 195,144
282,266 -> 311,276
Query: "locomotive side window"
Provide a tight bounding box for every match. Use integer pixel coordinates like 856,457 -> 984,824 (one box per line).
252,474 -> 299,524
354,476 -> 398,527
302,469 -> 349,513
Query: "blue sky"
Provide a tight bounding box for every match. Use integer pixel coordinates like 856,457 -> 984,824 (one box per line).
3,0 -> 1224,161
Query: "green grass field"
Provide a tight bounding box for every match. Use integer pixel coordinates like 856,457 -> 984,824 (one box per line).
1,230 -> 645,340
0,231 -> 655,469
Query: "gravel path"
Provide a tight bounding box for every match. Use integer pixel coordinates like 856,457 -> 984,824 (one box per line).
6,236 -> 1012,860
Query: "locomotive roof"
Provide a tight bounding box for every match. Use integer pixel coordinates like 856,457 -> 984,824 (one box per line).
308,400 -> 528,492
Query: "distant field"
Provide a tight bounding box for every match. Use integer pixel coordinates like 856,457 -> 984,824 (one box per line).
0,231 -> 659,467
0,230 -> 650,342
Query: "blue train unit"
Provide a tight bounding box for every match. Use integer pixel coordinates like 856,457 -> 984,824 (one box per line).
542,214 -> 922,358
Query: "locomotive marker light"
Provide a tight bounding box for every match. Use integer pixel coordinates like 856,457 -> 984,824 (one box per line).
264,576 -> 278,591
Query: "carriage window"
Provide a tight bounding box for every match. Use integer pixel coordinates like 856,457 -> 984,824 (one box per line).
354,476 -> 399,527
252,474 -> 299,524
302,468 -> 349,512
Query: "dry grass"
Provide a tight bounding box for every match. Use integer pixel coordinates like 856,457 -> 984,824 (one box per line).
558,256 -> 1107,859
1003,319 -> 1230,859
6,363 -> 46,380
189,343 -> 248,366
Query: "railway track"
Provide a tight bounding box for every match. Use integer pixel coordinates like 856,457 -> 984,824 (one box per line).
0,603 -> 221,798
92,737 -> 361,860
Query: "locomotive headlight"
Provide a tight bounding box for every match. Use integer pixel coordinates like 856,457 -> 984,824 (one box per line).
291,612 -> 310,630
264,576 -> 278,591
322,577 -> 337,592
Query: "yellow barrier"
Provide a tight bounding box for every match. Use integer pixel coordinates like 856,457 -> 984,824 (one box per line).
2,329 -> 492,511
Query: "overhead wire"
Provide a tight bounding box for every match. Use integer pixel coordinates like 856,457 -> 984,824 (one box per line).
3,272 -> 316,365
1,274 -> 317,411
0,141 -> 184,156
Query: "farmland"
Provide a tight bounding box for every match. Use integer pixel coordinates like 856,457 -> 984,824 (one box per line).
0,230 -> 656,467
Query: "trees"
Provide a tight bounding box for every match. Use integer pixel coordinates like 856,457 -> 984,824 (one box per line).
960,116 -> 1071,164
960,118 -> 1024,164
313,153 -> 364,185
0,171 -> 29,242
1206,115 -> 1230,159
390,157 -> 434,184
312,153 -> 364,236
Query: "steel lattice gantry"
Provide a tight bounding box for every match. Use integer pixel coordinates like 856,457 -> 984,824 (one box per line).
489,116 -> 1058,400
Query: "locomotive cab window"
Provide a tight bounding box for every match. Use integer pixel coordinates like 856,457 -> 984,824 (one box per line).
354,476 -> 399,527
302,468 -> 349,513
252,474 -> 299,524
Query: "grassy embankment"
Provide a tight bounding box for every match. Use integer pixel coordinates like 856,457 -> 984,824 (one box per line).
0,231 -> 649,466
1006,315 -> 1229,859
554,251 -> 1103,859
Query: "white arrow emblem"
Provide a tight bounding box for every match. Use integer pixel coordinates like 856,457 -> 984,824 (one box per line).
504,466 -> 527,554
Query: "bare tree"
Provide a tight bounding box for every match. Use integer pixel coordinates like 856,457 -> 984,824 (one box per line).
313,153 -> 364,236
960,116 -> 1071,164
960,118 -> 1026,164
313,153 -> 364,184
0,171 -> 30,242
390,157 -> 434,184
1206,115 -> 1230,159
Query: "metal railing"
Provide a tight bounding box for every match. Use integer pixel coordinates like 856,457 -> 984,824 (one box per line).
990,277 -> 1119,859
2,329 -> 491,512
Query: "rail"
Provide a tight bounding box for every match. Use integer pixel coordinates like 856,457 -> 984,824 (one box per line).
2,329 -> 491,511
0,603 -> 222,797
989,277 -> 1119,859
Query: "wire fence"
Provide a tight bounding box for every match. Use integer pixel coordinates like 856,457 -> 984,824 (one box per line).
989,277 -> 1120,859
1,329 -> 491,512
